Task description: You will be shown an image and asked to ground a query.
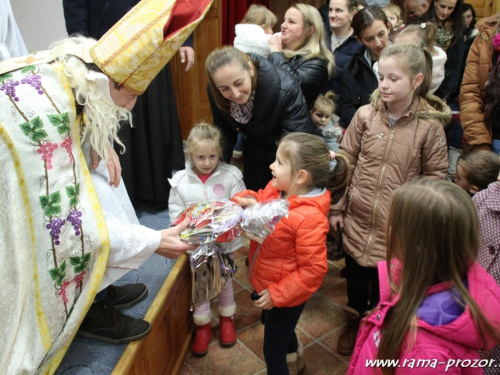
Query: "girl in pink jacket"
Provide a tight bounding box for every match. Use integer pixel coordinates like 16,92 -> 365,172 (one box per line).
348,178 -> 500,374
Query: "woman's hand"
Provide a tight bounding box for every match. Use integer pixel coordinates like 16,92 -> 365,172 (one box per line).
90,142 -> 122,188
329,214 -> 344,232
233,196 -> 257,208
269,34 -> 283,53
254,289 -> 274,310
156,218 -> 197,258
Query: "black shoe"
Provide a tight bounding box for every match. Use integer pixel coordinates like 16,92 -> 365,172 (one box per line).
77,300 -> 151,344
105,283 -> 148,309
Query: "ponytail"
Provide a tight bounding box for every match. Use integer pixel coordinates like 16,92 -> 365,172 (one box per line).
328,152 -> 349,204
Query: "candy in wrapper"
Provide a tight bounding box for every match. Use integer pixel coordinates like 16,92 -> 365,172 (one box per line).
173,199 -> 244,245
190,243 -> 239,309
241,200 -> 289,243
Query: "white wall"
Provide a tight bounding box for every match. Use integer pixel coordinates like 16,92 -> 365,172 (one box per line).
11,0 -> 68,52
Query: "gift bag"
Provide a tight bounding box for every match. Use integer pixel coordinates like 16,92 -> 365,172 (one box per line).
190,243 -> 239,309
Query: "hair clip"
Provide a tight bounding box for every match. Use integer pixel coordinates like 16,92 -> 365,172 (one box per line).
420,22 -> 426,29
330,150 -> 336,160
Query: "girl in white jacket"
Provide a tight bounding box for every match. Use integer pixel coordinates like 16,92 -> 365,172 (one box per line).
233,4 -> 277,57
393,22 -> 447,95
168,123 -> 246,357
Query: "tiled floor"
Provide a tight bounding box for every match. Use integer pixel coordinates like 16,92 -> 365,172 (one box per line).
180,245 -> 351,375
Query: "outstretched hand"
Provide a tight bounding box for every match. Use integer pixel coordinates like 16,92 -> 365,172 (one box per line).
232,196 -> 257,208
156,218 -> 196,258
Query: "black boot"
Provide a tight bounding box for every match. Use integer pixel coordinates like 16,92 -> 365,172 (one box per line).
105,283 -> 148,309
78,300 -> 151,344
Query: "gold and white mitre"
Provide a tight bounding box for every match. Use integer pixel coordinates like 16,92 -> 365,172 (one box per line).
91,0 -> 213,94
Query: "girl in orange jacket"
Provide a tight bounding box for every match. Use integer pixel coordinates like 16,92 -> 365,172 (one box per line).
233,132 -> 348,374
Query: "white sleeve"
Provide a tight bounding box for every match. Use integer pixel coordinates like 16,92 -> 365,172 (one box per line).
104,212 -> 161,269
167,186 -> 186,223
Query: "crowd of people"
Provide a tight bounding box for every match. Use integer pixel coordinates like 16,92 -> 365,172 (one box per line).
2,0 -> 500,374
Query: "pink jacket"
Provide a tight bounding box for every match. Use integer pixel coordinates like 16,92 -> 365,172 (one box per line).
348,260 -> 500,374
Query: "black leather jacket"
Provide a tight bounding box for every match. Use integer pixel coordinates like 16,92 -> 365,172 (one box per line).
209,54 -> 315,190
268,52 -> 329,110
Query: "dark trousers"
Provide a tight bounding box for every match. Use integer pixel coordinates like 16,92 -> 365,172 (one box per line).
263,302 -> 306,375
345,254 -> 380,314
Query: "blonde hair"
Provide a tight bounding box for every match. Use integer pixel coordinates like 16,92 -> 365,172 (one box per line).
52,37 -> 130,162
377,177 -> 500,375
378,43 -> 450,116
241,4 -> 277,30
457,151 -> 500,191
312,90 -> 336,115
382,4 -> 403,28
205,46 -> 258,112
186,122 -> 223,160
283,3 -> 335,78
278,133 -> 348,203
393,22 -> 438,55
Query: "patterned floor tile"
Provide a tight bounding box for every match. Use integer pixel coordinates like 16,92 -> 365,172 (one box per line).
320,280 -> 348,307
319,326 -> 352,363
297,295 -> 346,339
302,343 -> 349,375
184,340 -> 265,375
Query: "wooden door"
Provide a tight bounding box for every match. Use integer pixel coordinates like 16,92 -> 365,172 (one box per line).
171,0 -> 222,140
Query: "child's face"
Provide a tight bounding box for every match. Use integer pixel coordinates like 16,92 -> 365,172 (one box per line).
270,146 -> 294,193
453,164 -> 475,193
262,25 -> 274,35
384,10 -> 399,29
378,56 -> 422,107
310,105 -> 333,128
393,33 -> 420,47
190,140 -> 220,176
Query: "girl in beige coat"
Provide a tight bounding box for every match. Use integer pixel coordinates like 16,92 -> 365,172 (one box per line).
330,44 -> 450,356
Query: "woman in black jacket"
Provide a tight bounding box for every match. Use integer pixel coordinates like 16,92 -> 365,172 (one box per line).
268,3 -> 335,110
337,7 -> 391,128
425,0 -> 465,101
206,46 -> 315,191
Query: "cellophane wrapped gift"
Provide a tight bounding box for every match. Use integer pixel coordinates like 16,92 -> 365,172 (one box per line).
241,200 -> 289,243
190,242 -> 239,308
172,199 -> 244,245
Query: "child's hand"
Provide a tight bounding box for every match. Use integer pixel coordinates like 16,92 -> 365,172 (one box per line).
254,289 -> 274,310
233,196 -> 257,208
329,214 -> 344,232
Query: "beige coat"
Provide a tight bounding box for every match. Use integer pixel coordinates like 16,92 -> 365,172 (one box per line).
336,92 -> 450,267
460,13 -> 500,151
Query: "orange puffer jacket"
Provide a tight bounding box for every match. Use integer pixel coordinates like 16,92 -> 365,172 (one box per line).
234,182 -> 330,308
334,91 -> 449,268
460,13 -> 500,151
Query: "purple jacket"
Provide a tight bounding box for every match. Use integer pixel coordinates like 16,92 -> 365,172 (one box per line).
348,260 -> 500,374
